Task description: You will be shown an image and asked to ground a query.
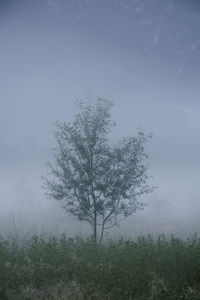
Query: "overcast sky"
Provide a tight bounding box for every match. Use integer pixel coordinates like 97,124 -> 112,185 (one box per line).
1,0 -> 200,238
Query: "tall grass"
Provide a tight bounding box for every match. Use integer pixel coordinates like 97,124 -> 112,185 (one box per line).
0,234 -> 200,299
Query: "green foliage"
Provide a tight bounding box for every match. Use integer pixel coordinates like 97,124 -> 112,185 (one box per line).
44,97 -> 153,242
1,234 -> 200,299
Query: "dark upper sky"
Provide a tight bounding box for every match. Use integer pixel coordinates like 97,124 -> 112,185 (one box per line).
1,0 -> 200,236
2,0 -> 200,73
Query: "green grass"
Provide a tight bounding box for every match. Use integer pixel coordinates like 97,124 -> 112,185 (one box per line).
1,234 -> 200,299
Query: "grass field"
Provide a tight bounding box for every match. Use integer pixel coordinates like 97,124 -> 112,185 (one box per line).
1,234 -> 200,299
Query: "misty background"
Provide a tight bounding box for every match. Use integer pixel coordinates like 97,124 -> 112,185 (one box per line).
1,0 -> 200,238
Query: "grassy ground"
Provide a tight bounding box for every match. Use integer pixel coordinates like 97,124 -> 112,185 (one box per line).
1,234 -> 200,299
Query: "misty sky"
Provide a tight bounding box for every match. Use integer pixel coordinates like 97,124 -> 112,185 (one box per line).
1,0 -> 200,237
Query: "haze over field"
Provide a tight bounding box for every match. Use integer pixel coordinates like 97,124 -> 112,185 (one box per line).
1,0 -> 200,238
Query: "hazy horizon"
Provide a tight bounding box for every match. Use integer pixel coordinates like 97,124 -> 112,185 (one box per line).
1,0 -> 200,239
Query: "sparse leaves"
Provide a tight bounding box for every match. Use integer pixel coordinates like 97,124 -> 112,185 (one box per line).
44,96 -> 153,243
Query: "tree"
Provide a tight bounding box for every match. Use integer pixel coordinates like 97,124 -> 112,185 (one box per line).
44,97 -> 153,243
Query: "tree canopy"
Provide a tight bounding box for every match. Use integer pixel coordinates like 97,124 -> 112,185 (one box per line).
44,97 -> 153,243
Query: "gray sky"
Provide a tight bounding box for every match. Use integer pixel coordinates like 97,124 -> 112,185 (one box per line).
1,0 -> 200,237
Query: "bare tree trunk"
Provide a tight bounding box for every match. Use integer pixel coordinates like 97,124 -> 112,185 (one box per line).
99,221 -> 105,245
93,212 -> 97,243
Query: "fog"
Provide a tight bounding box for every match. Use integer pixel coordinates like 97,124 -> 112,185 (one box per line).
1,0 -> 200,239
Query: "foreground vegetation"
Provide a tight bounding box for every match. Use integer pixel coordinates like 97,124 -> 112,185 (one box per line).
1,234 -> 200,299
